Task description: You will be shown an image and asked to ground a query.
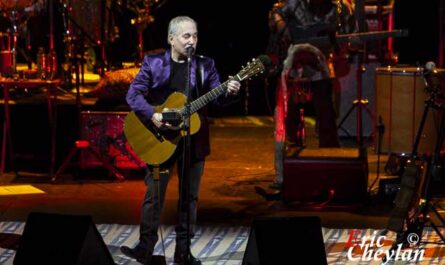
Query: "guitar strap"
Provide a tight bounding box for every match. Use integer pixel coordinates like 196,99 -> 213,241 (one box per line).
195,56 -> 204,98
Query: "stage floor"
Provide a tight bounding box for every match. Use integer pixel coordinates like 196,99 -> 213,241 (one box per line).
0,115 -> 393,225
1,115 -> 444,264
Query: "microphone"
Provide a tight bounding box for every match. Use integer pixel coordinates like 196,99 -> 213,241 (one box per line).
185,46 -> 194,58
423,61 -> 436,75
422,61 -> 439,92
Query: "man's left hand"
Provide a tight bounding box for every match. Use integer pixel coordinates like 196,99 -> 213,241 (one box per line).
227,76 -> 241,95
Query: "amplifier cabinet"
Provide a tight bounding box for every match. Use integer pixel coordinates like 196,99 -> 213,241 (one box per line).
80,111 -> 146,170
283,148 -> 368,205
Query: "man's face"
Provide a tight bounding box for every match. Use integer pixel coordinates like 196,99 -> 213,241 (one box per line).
170,21 -> 198,60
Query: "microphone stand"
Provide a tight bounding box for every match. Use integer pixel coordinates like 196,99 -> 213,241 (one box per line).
182,48 -> 193,265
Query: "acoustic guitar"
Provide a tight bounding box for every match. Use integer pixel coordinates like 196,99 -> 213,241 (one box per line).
124,56 -> 268,166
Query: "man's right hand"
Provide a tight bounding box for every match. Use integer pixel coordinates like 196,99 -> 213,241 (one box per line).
151,112 -> 172,129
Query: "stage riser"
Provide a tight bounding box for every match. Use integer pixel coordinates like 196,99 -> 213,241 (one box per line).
1,104 -> 78,172
1,105 -> 145,173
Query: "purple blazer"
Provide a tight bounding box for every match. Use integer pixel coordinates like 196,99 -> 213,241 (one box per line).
126,49 -> 223,159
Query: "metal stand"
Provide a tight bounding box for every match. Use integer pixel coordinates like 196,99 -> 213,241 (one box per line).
383,81 -> 445,262
337,0 -> 374,147
60,0 -> 106,75
4,9 -> 19,77
126,0 -> 153,65
51,39 -> 123,182
182,50 -> 194,265
337,54 -> 374,147
403,99 -> 445,243
126,0 -> 167,65
368,115 -> 385,192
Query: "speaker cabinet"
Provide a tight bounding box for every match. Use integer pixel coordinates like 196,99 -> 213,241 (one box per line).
283,148 -> 368,206
13,212 -> 115,265
242,216 -> 327,265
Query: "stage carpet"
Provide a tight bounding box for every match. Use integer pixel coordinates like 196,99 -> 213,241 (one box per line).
1,222 -> 444,264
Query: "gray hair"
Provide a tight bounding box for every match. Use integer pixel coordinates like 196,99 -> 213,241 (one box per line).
167,16 -> 197,41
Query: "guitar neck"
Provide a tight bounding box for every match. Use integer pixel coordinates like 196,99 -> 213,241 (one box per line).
293,30 -> 408,46
177,56 -> 266,115
182,77 -> 237,115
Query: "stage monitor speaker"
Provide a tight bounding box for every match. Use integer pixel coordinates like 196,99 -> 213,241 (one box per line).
13,212 -> 115,265
242,216 -> 327,265
283,147 -> 369,206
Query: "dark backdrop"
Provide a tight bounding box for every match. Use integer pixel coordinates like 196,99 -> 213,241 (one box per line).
122,0 -> 441,69
393,0 -> 441,66
109,0 -> 443,115
116,0 -> 276,116
118,0 -> 440,75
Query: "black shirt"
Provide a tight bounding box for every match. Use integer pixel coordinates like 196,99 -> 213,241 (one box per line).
169,59 -> 188,94
169,58 -> 199,100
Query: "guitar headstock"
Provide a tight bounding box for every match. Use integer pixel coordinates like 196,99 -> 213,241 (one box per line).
236,55 -> 271,81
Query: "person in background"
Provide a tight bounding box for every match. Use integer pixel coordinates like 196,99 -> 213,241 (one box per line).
267,0 -> 357,190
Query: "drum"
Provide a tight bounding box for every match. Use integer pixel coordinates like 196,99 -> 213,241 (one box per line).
375,66 -> 444,155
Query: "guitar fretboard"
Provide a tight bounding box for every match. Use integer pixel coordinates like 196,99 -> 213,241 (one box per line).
293,29 -> 408,46
179,77 -> 239,115
176,56 -> 265,116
